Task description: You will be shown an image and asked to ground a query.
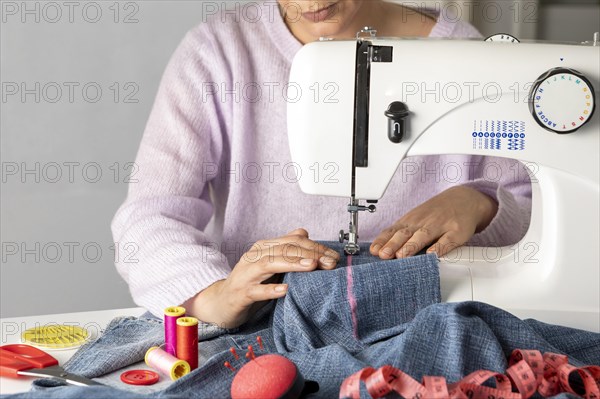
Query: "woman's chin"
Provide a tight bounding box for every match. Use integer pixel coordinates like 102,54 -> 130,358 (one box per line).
302,22 -> 353,40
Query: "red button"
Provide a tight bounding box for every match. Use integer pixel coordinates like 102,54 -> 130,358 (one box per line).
120,370 -> 160,385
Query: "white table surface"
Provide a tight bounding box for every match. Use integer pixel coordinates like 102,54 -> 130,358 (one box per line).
0,307 -> 145,395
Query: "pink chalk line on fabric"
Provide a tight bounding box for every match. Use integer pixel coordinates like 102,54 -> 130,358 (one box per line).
346,255 -> 359,340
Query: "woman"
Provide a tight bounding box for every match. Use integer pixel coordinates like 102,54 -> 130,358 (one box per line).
112,1 -> 531,328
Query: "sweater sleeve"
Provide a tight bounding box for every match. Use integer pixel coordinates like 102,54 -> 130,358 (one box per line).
431,18 -> 531,247
461,157 -> 532,247
111,30 -> 231,317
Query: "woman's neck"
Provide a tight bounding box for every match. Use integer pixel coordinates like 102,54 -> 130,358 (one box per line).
356,2 -> 437,39
280,1 -> 436,44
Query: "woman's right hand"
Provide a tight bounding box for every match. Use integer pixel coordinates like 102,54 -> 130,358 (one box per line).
183,228 -> 340,329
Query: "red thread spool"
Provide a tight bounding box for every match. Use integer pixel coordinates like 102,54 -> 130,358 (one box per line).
231,354 -> 305,399
176,317 -> 199,370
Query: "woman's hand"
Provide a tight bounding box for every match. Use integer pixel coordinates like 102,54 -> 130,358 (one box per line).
183,228 -> 339,329
370,186 -> 498,259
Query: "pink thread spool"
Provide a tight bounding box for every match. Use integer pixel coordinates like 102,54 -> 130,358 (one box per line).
145,346 -> 190,381
164,306 -> 185,356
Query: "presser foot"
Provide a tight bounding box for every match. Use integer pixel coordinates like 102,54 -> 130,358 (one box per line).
339,230 -> 360,255
339,200 -> 377,256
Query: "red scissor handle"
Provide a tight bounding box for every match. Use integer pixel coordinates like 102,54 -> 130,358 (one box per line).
0,344 -> 58,378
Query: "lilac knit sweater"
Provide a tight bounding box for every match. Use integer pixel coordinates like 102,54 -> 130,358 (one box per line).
111,3 -> 531,317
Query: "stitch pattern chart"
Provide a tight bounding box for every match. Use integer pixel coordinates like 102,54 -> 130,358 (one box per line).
472,120 -> 526,151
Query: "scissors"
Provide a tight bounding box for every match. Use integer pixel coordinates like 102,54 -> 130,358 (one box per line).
0,344 -> 102,386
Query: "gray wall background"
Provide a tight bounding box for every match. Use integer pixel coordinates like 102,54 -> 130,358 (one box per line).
2,0 -> 599,317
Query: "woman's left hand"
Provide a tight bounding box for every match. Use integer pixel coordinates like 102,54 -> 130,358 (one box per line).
370,186 -> 498,259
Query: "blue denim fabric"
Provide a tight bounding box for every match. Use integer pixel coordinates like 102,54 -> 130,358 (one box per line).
3,243 -> 598,399
272,245 -> 440,354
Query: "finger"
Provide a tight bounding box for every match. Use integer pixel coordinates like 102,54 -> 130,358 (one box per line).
284,228 -> 309,238
275,244 -> 338,269
262,256 -> 319,274
317,254 -> 338,270
378,227 -> 414,259
294,237 -> 340,262
427,232 -> 465,257
370,226 -> 398,255
255,237 -> 339,265
240,257 -> 318,283
282,237 -> 340,261
243,283 -> 288,304
256,235 -> 337,259
397,227 -> 438,258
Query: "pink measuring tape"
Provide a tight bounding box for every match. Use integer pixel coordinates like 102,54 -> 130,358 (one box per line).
339,349 -> 600,399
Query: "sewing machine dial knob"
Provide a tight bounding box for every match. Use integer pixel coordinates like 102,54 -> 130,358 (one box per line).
485,33 -> 520,43
529,68 -> 596,134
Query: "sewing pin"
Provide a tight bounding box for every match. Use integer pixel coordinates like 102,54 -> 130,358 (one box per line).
224,361 -> 236,372
230,347 -> 240,360
245,345 -> 256,360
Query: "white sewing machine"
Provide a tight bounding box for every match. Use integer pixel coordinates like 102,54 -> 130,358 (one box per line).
287,30 -> 599,332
